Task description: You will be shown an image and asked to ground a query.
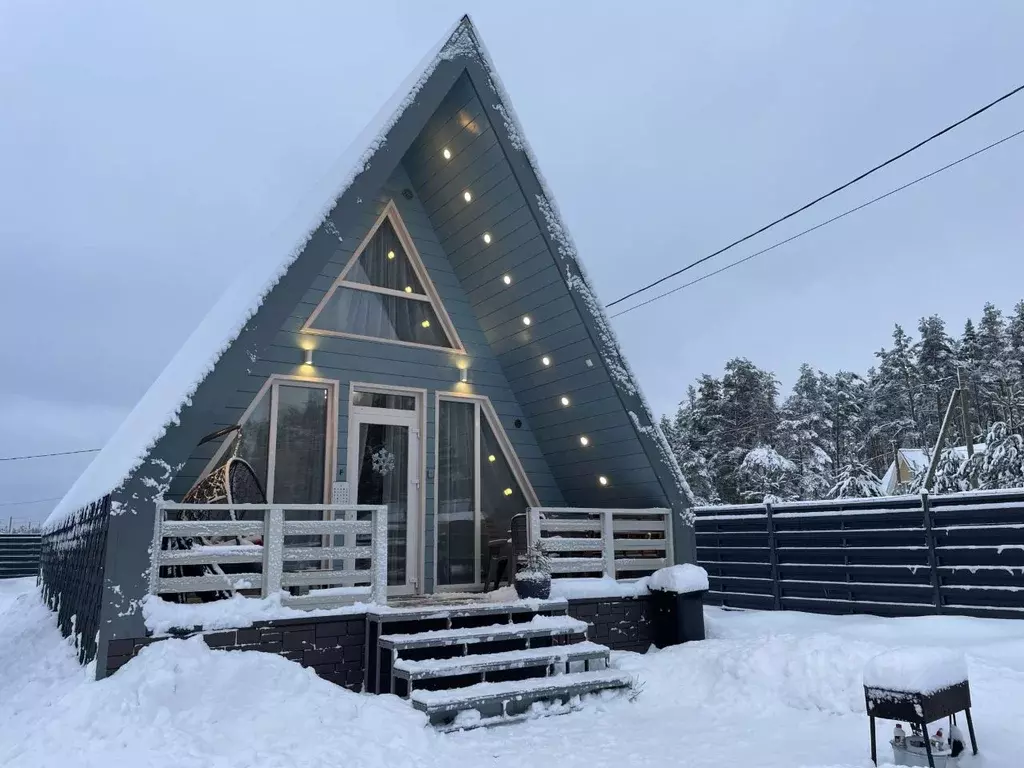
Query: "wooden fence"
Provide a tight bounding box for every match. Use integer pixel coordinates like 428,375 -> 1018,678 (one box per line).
529,507 -> 674,579
0,534 -> 41,579
694,490 -> 1024,619
152,502 -> 389,608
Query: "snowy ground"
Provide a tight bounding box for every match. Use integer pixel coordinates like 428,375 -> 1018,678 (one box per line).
2,578 -> 1021,768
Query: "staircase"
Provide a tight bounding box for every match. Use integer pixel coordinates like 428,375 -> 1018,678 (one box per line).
366,600 -> 633,730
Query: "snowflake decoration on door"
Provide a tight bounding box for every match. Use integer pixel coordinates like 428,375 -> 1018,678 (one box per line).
371,447 -> 396,476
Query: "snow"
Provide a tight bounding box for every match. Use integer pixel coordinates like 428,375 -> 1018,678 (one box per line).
379,614 -> 588,645
394,641 -> 607,675
6,577 -> 1024,767
550,577 -> 651,599
142,591 -> 376,635
863,648 -> 969,694
410,669 -> 632,707
46,19 -> 474,530
648,564 -> 709,594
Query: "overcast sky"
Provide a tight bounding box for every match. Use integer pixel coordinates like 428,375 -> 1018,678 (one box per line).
2,1 -> 1023,523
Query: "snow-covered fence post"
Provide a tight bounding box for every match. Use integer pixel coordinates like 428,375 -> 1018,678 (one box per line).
262,507 -> 284,598
920,491 -> 943,612
528,507 -> 542,552
148,502 -> 165,595
764,500 -> 781,611
601,510 -> 616,580
370,505 -> 388,606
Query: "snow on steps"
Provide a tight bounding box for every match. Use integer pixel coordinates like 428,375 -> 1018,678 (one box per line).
393,641 -> 609,681
410,669 -> 634,722
378,615 -> 588,650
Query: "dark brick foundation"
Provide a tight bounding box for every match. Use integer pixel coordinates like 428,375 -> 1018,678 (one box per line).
105,614 -> 367,691
567,595 -> 655,653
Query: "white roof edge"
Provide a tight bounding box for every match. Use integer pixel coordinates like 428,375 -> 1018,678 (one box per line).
46,18 -> 474,529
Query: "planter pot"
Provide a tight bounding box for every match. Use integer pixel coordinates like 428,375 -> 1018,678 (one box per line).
650,588 -> 707,647
514,575 -> 551,600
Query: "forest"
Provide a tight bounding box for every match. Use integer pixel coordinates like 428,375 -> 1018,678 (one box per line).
660,300 -> 1024,505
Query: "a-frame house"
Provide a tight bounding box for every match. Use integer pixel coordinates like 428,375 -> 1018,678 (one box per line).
41,17 -> 698,715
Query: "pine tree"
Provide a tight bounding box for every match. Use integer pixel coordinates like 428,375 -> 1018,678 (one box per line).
968,422 -> 1024,490
736,445 -> 798,503
778,364 -> 833,500
718,359 -> 781,503
869,325 -> 922,455
916,315 -> 956,446
955,318 -> 983,442
829,461 -> 882,498
977,303 -> 1015,428
661,400 -> 718,506
930,447 -> 970,495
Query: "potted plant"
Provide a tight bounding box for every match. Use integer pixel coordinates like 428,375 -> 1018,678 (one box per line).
514,541 -> 552,600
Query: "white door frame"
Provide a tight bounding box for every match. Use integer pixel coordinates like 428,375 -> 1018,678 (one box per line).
347,383 -> 425,596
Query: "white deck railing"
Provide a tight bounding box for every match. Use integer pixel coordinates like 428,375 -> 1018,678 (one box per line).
150,502 -> 389,608
528,507 -> 674,580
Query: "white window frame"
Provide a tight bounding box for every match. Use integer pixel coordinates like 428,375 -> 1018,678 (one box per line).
347,382 -> 427,596
302,200 -> 465,353
433,391 -> 539,592
193,374 -> 339,505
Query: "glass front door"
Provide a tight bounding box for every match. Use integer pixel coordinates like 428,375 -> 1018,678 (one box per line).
348,391 -> 420,594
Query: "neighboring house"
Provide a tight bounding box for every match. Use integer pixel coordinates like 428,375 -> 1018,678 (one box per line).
40,16 -> 698,726
879,445 -> 984,495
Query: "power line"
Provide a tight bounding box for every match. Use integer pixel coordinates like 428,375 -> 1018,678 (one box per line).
0,496 -> 62,508
606,82 -> 1024,308
0,448 -> 100,462
610,126 -> 1024,319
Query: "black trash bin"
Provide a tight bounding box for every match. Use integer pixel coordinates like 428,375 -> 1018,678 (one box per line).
650,588 -> 707,648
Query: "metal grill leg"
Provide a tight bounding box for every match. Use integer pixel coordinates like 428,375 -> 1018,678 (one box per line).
922,721 -> 935,768
965,707 -> 978,754
869,716 -> 877,766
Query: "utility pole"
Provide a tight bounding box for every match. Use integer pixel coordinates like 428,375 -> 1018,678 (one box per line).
958,368 -> 975,459
923,387 -> 961,492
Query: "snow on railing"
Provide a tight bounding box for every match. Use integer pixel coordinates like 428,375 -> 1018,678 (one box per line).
528,507 -> 674,580
151,502 -> 389,608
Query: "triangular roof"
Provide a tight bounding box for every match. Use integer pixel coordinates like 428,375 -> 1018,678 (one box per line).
49,15 -> 692,528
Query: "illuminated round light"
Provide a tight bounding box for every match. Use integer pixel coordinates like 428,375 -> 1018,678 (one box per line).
483,233 -> 492,244
580,436 -> 590,446
421,320 -> 431,328
502,274 -> 512,285
560,396 -> 570,407
598,476 -> 609,486
387,250 -> 395,260
442,147 -> 452,160
404,286 -> 413,293
522,316 -> 532,326
488,454 -> 496,463
463,190 -> 472,203
503,487 -> 513,496
541,356 -> 551,366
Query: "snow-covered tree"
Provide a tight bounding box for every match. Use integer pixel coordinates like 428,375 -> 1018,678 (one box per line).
917,315 -> 957,446
717,359 -> 781,503
735,445 -> 798,503
870,325 -> 922,450
930,447 -> 971,495
660,408 -> 718,506
778,364 -> 833,499
965,422 -> 1024,490
829,461 -> 882,498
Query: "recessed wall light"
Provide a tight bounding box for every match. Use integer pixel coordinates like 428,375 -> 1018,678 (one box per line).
463,190 -> 472,203
560,396 -> 570,407
598,476 -> 609,486
488,454 -> 496,463
580,436 -> 590,446
503,487 -> 513,496
522,316 -> 532,326
483,233 -> 492,244
421,320 -> 431,328
502,275 -> 512,285
387,250 -> 395,260
442,147 -> 452,160
585,358 -> 594,368
541,356 -> 551,366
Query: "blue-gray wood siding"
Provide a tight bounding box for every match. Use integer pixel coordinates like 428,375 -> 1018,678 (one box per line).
170,163 -> 564,592
404,74 -> 670,510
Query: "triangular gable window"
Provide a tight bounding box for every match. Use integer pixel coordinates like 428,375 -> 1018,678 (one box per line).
303,201 -> 463,351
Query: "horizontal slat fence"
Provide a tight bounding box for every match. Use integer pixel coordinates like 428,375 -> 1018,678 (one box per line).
695,490 -> 1024,620
0,534 -> 42,579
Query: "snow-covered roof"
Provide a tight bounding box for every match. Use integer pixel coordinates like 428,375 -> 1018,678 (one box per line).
879,444 -> 986,494
46,19 -> 471,528
48,14 -> 691,530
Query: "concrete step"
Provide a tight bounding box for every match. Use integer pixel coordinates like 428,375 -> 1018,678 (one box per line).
393,641 -> 609,682
378,615 -> 588,651
410,669 -> 633,726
